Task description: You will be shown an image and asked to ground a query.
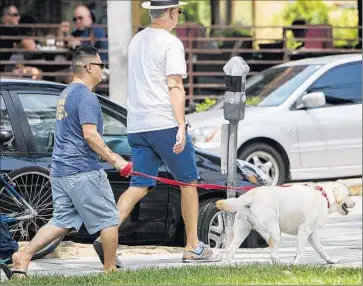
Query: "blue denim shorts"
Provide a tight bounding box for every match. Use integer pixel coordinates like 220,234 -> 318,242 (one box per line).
49,169 -> 120,235
128,127 -> 199,188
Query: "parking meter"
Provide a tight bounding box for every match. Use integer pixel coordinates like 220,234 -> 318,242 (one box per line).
221,57 -> 250,249
223,57 -> 249,122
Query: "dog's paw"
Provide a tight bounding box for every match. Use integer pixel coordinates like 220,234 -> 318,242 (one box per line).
216,200 -> 225,210
326,258 -> 339,265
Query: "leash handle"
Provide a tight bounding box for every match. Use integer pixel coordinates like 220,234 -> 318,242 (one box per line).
120,162 -> 133,177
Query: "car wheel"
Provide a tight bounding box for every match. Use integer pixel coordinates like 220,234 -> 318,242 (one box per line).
198,198 -> 227,248
0,166 -> 63,260
239,143 -> 286,186
197,198 -> 268,249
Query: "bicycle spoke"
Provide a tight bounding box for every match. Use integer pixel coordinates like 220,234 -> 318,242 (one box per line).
32,176 -> 48,205
1,169 -> 59,258
33,188 -> 52,210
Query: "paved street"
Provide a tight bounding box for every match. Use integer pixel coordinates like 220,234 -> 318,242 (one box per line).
1,196 -> 361,281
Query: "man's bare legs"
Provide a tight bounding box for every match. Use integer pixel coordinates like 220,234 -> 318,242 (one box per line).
116,184 -> 200,249
12,223 -> 119,273
117,186 -> 149,226
11,224 -> 69,275
180,183 -> 199,249
100,225 -> 119,272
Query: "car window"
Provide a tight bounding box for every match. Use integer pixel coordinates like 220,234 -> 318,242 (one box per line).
307,61 -> 362,105
18,93 -> 58,153
256,65 -> 321,107
204,65 -> 321,110
102,108 -> 131,156
0,95 -> 18,152
17,92 -> 131,155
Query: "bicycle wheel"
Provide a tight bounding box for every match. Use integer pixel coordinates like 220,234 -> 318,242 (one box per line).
0,166 -> 63,260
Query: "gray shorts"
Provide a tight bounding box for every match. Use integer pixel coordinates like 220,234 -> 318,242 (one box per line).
49,169 -> 120,235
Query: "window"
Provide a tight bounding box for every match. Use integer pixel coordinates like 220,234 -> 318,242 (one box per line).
307,62 -> 362,105
256,65 -> 321,107
0,95 -> 18,152
18,93 -> 58,153
102,108 -> 131,155
17,92 -> 131,155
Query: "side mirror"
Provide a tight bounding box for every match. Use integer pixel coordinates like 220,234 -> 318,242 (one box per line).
296,92 -> 326,110
0,129 -> 15,146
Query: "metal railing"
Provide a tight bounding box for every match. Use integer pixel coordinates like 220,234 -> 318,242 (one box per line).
1,23 -> 361,107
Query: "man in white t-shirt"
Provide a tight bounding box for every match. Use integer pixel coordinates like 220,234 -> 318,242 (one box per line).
117,0 -> 221,263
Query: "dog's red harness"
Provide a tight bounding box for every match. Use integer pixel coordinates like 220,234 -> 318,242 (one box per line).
120,162 -> 331,208
314,185 -> 330,209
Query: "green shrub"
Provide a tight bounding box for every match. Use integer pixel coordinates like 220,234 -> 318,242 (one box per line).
195,98 -> 217,112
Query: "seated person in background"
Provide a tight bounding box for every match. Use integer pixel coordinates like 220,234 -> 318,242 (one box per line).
58,5 -> 108,62
0,3 -> 37,71
0,3 -> 41,78
290,19 -> 307,50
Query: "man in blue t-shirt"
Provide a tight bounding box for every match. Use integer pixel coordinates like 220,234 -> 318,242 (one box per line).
10,46 -> 128,277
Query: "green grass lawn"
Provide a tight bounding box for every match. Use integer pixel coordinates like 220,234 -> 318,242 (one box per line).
2,263 -> 362,285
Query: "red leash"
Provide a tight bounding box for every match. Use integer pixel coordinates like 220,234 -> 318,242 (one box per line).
120,162 -> 331,208
120,162 -> 256,191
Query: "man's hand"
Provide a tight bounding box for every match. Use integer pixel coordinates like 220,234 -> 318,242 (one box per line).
173,127 -> 186,154
112,153 -> 129,172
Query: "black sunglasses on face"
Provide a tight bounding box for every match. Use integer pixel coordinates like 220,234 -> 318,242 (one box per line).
84,63 -> 105,69
8,12 -> 19,17
72,16 -> 83,22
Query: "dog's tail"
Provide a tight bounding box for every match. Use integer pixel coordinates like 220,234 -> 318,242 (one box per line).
216,198 -> 240,213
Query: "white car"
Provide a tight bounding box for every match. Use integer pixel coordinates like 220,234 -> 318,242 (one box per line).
186,54 -> 362,185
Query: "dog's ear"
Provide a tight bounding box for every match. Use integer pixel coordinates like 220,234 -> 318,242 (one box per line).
333,186 -> 347,205
216,198 -> 239,213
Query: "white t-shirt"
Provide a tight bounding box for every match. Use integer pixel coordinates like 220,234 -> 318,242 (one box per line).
126,27 -> 187,133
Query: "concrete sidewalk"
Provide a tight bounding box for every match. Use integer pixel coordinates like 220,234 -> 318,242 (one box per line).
1,197 -> 361,281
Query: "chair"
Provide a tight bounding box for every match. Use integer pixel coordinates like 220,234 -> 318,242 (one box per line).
303,24 -> 333,49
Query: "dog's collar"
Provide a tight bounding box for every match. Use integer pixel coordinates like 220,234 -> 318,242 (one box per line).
314,185 -> 330,209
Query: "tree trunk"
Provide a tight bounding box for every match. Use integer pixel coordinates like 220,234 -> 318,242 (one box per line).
210,0 -> 220,35
226,0 -> 233,25
358,0 -> 362,48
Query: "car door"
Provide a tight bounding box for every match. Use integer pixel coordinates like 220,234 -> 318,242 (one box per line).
13,89 -> 169,244
100,103 -> 170,243
295,61 -> 362,174
0,90 -> 35,172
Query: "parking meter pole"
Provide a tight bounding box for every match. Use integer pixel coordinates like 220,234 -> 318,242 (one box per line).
226,121 -> 238,248
222,57 -> 249,250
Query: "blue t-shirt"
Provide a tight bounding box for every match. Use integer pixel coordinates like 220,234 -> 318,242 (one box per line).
50,83 -> 103,177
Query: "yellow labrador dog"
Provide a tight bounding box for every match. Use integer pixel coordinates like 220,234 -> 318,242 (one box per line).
216,182 -> 355,264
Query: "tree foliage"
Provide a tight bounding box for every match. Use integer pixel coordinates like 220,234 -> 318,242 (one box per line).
280,0 -> 331,25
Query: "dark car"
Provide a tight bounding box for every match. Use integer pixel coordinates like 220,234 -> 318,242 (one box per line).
0,77 -> 268,249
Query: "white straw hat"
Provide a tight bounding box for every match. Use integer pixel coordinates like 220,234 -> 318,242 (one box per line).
142,0 -> 187,10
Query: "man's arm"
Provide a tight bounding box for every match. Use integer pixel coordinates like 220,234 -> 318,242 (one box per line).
82,124 -> 127,170
168,75 -> 186,129
167,75 -> 187,154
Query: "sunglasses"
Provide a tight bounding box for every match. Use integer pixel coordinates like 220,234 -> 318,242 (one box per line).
85,63 -> 105,69
72,16 -> 83,22
7,12 -> 19,17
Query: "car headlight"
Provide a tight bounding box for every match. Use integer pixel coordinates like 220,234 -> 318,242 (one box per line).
189,126 -> 220,145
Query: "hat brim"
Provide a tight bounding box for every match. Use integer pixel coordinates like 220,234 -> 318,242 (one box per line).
141,1 -> 187,9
